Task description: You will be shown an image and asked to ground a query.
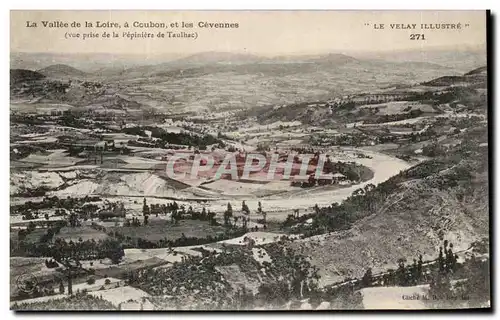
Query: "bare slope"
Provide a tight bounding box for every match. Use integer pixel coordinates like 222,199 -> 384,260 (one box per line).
288,132 -> 488,287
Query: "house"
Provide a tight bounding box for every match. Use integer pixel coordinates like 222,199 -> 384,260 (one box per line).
95,141 -> 106,151
98,203 -> 126,220
332,172 -> 347,183
317,173 -> 334,185
98,210 -> 125,220
292,175 -> 310,183
291,174 -> 316,187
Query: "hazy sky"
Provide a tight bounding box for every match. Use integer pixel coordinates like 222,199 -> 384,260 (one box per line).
11,10 -> 487,56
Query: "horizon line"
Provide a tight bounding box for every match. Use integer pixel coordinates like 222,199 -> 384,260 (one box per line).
10,42 -> 487,58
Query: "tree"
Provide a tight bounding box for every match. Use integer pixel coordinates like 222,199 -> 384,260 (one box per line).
353,188 -> 365,196
224,203 -> 233,227
417,254 -> 423,281
103,239 -> 125,264
438,247 -> 445,272
294,209 -> 300,218
131,217 -> 141,227
208,210 -> 217,225
18,229 -> 27,241
59,281 -> 65,294
172,201 -> 179,211
364,183 -> 376,193
410,259 -> 418,285
445,242 -> 457,272
69,212 -> 78,228
242,201 -> 250,215
361,268 -> 373,287
258,282 -> 290,307
313,204 -> 320,215
142,198 -> 150,216
397,258 -> 408,286
384,269 -> 395,286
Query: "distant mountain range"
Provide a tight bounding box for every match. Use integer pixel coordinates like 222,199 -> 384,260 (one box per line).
171,51 -> 262,65
115,53 -> 365,78
356,44 -> 486,72
11,48 -> 486,77
10,52 -> 184,73
167,51 -> 360,65
11,53 -> 480,114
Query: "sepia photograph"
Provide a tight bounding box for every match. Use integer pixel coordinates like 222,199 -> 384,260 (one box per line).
9,10 -> 490,311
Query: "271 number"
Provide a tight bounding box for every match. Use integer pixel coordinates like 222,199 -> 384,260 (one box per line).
410,34 -> 426,40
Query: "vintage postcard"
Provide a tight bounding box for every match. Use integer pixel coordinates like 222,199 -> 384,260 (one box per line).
10,10 -> 490,311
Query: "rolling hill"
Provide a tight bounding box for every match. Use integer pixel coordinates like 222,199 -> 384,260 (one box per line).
250,64 -> 486,125
422,66 -> 487,87
10,67 -> 145,111
288,143 -> 488,286
306,53 -> 359,65
38,64 -> 87,78
464,66 -> 487,76
10,69 -> 45,84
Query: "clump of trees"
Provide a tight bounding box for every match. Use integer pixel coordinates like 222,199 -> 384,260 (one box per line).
130,243 -> 323,310
137,199 -> 217,226
363,109 -> 424,124
257,244 -> 320,306
11,195 -> 103,219
17,237 -> 125,264
12,293 -> 117,311
325,238 -> 490,309
425,239 -> 489,309
422,143 -> 448,158
122,125 -> 223,149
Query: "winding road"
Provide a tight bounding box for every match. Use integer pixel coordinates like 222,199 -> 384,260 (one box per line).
200,147 -> 412,220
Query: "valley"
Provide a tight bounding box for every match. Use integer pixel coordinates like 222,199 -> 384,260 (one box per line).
9,49 -> 490,310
